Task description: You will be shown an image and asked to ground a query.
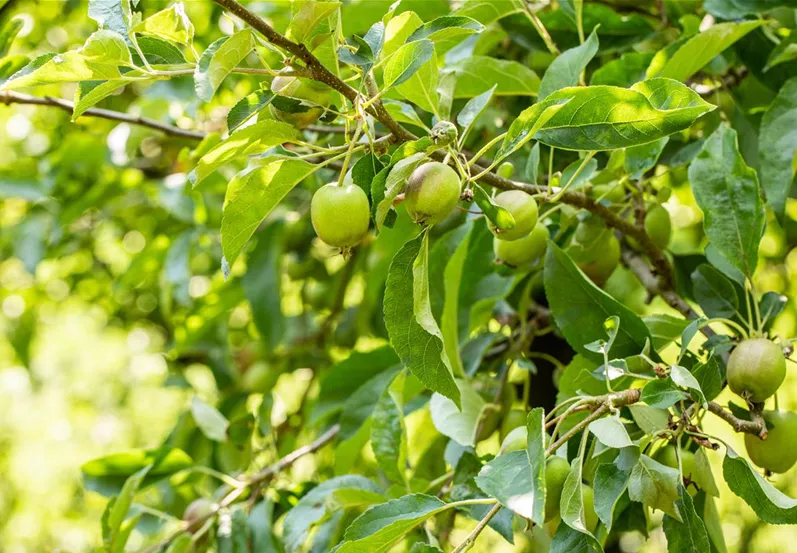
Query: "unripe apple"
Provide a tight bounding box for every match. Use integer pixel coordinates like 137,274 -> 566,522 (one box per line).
727,338 -> 786,403
500,409 -> 527,441
499,426 -> 527,454
494,223 -> 549,267
581,484 -> 599,533
576,234 -> 620,286
497,162 -> 515,179
644,204 -> 671,249
404,162 -> 461,225
655,446 -> 708,496
544,456 -> 570,521
269,76 -> 331,129
590,183 -> 625,203
311,183 -> 370,249
745,410 -> 797,473
489,190 -> 539,241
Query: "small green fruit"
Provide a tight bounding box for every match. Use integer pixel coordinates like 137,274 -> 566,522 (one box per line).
727,338 -> 786,403
489,190 -> 539,241
500,409 -> 527,441
544,456 -> 570,521
497,162 -> 515,179
656,446 -> 702,495
269,76 -> 331,129
590,183 -> 625,203
577,235 -> 620,286
494,222 -> 549,267
311,183 -> 370,249
430,120 -> 458,146
582,484 -> 599,532
745,410 -> 797,473
644,204 -> 672,249
241,362 -> 279,393
405,162 -> 461,225
184,498 -> 214,529
499,426 -> 527,454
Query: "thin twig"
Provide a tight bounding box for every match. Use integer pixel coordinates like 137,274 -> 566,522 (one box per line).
136,424 -> 340,553
0,91 -> 206,140
451,503 -> 503,553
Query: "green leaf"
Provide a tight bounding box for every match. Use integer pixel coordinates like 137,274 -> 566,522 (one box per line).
652,21 -> 764,82
561,458 -> 592,535
475,451 -> 536,518
227,89 -> 275,132
662,486 -> 711,553
189,120 -> 298,186
544,242 -> 652,362
191,396 -> 229,442
406,15 -> 484,44
395,47 -> 439,115
625,137 -> 669,180
457,85 -> 495,134
430,379 -> 485,447
339,368 -> 400,439
81,448 -> 192,496
629,454 -> 682,520
454,0 -> 525,26
644,314 -> 690,350
332,494 -> 450,553
593,463 -> 630,531
88,0 -> 131,39
502,78 -> 714,153
371,371 -> 408,485
438,223 -> 472,376
538,28 -> 599,101
688,124 -> 765,278
2,30 -> 132,90
723,446 -> 797,524
628,404 -> 670,435
286,1 -> 340,45
374,152 -> 426,230
132,3 -> 194,46
72,78 -> 136,121
473,184 -> 515,231
550,523 -> 603,553
694,448 -> 720,498
641,379 -> 687,409
0,18 -> 24,58
248,500 -> 280,553
383,99 -> 428,128
527,407 -> 547,526
220,157 -> 317,272
134,35 -> 187,65
107,466 -> 149,552
384,234 -> 460,407
759,76 -> 797,220
383,39 -> 434,88
589,416 -> 633,449
242,223 -> 284,350
705,0 -> 797,18
590,51 -> 653,87
670,364 -> 706,406
283,475 -> 382,552
194,30 -> 254,102
444,56 -> 540,98
691,264 -> 739,319
765,30 -> 797,70
409,545 -> 444,553
692,357 -> 725,402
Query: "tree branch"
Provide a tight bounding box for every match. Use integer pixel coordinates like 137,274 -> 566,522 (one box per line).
707,402 -> 767,439
136,424 -> 340,553
0,91 -> 206,141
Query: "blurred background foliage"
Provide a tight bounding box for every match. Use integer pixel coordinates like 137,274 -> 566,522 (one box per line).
1,0 -> 797,552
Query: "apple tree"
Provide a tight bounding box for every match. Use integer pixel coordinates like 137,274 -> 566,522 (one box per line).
2,0 -> 797,552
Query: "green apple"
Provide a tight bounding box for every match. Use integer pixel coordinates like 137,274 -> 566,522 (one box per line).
404,162 -> 461,225
489,190 -> 539,241
311,183 -> 370,249
745,410 -> 797,473
727,338 -> 786,403
493,223 -> 549,267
